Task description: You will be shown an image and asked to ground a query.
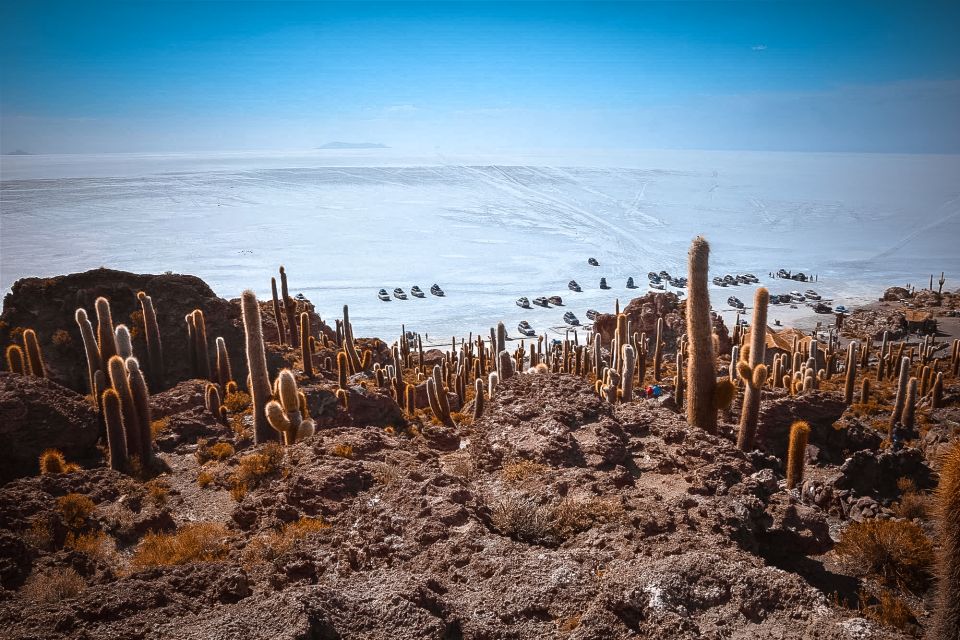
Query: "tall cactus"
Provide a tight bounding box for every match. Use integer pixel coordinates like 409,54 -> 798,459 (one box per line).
126,357 -> 154,464
300,312 -> 313,378
266,369 -> 315,444
191,309 -> 211,379
685,236 -> 732,433
75,308 -> 102,399
115,325 -> 133,360
652,317 -> 664,382
931,444 -> 960,639
270,277 -> 286,345
136,292 -> 164,389
843,342 -> 858,405
620,344 -> 636,402
473,378 -> 485,420
280,266 -> 299,348
341,305 -> 362,374
890,356 -> 911,433
22,329 -> 45,377
498,350 -> 514,380
95,297 -> 118,365
736,287 -> 769,451
215,337 -> 232,390
107,355 -> 142,460
241,290 -> 276,444
786,420 -> 810,490
427,365 -> 455,428
101,388 -> 127,471
902,377 -> 918,431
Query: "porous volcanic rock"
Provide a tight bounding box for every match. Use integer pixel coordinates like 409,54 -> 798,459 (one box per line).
0,373 -> 100,482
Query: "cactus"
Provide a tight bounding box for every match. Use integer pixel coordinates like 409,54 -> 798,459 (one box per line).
890,356 -> 911,433
620,344 -> 636,402
337,351 -> 349,390
938,271 -> 946,295
931,443 -> 960,639
191,310 -> 211,379
215,337 -> 232,390
473,378 -> 485,420
932,372 -> 944,408
241,290 -> 276,444
205,383 -> 225,424
136,291 -> 164,388
652,317 -> 664,381
785,420 -> 810,490
107,355 -> 142,460
75,308 -> 102,399
5,344 -> 25,374
426,367 -> 455,428
498,350 -> 514,380
19,328 -> 45,377
735,288 -> 769,451
685,236 -> 728,433
902,377 -> 918,431
270,277 -> 286,345
101,388 -> 128,471
860,376 -> 871,404
280,266 -> 298,348
488,371 -> 499,398
341,305 -> 362,374
336,388 -> 349,409
115,325 -> 133,359
125,357 -> 154,464
300,312 -> 314,378
95,296 -> 118,365
675,350 -> 685,410
265,369 -> 315,444
843,342 -> 857,405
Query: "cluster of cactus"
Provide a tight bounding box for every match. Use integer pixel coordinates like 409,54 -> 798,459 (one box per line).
265,369 -> 315,444
842,342 -> 858,405
736,287 -> 769,451
205,383 -> 228,425
5,328 -> 45,377
101,354 -> 154,471
889,356 -> 912,435
426,364 -> 455,427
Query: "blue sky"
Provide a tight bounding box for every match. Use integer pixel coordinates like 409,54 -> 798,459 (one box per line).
2,1 -> 959,154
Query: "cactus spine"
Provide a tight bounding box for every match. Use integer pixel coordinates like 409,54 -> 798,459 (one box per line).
5,345 -> 25,374
498,350 -> 514,380
190,309 -> 211,380
932,372 -> 944,408
736,288 -> 769,451
101,388 -> 128,471
931,443 -> 960,639
473,377 -> 485,420
215,337 -> 232,390
685,236 -> 728,433
241,290 -> 276,444
620,344 -> 636,401
843,342 -> 857,405
652,317 -> 664,382
785,420 -> 810,490
136,291 -> 164,388
860,376 -> 870,404
902,377 -> 918,431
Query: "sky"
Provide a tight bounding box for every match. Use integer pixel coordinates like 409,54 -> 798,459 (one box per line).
1,1 -> 959,155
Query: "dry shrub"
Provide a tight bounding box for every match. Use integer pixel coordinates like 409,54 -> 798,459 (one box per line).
892,477 -> 928,520
374,463 -> 402,487
224,391 -> 251,413
450,411 -> 473,426
490,494 -> 621,545
131,522 -> 228,568
196,471 -> 214,488
244,517 -> 329,563
445,453 -> 474,481
229,442 -> 284,501
24,517 -> 54,550
150,418 -> 170,438
331,444 -> 354,459
65,531 -> 117,565
835,519 -> 933,592
144,479 -> 169,508
502,459 -> 548,483
859,588 -> 916,631
195,439 -> 235,464
51,329 -> 72,347
57,494 -> 95,530
21,567 -> 85,603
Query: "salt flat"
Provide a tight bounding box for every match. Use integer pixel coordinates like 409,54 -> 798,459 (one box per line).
2,149 -> 959,343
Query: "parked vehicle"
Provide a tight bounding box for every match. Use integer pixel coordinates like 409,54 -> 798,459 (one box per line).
588,257 -> 599,266
533,296 -> 550,307
599,278 -> 610,290
410,286 -> 425,298
516,297 -> 531,309
430,284 -> 445,297
804,289 -> 821,300
712,276 -> 726,287
563,311 -> 580,326
568,280 -> 582,292
393,287 -> 407,300
378,289 -> 390,301
727,296 -> 744,308
835,305 -> 848,314
548,295 -> 564,306
626,277 -> 637,289
517,321 -> 536,337
586,309 -> 599,321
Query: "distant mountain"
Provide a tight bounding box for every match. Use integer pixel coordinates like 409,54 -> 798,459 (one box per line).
317,142 -> 389,150
4,149 -> 32,155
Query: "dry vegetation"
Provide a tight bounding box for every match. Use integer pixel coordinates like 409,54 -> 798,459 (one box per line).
229,442 -> 284,501
243,517 -> 329,563
834,519 -> 933,593
21,568 -> 86,603
131,523 -> 229,568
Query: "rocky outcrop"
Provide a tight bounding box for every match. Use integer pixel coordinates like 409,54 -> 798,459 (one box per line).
0,373 -> 100,482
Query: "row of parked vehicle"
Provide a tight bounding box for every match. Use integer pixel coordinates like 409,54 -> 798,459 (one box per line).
712,273 -> 760,287
378,284 -> 444,301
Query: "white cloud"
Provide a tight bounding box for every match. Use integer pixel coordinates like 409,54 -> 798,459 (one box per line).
751,44 -> 768,51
